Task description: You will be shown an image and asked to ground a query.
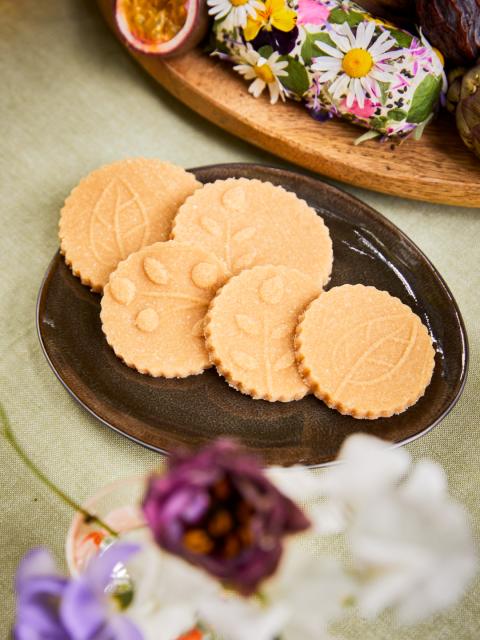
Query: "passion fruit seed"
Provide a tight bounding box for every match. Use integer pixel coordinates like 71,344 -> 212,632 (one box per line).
122,0 -> 188,44
342,48 -> 373,78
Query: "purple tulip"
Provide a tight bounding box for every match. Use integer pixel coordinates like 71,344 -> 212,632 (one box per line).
142,439 -> 310,595
14,543 -> 142,640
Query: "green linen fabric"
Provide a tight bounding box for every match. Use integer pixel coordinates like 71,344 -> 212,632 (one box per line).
0,0 -> 479,637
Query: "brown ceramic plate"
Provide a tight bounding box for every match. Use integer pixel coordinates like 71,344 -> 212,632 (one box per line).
36,164 -> 468,466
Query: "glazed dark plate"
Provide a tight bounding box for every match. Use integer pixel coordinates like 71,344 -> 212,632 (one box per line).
37,164 -> 468,466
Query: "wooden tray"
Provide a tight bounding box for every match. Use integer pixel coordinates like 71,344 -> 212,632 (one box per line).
97,0 -> 480,207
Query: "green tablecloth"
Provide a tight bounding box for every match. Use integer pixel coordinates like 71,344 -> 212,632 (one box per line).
1,1 -> 479,637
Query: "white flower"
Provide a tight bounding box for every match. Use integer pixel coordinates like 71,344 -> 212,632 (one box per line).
276,435 -> 477,624
207,0 -> 262,30
311,20 -> 403,108
199,596 -> 288,640
290,434 -> 411,534
200,539 -> 354,640
350,459 -> 477,624
120,529 -> 219,640
316,434 -> 411,509
263,541 -> 354,640
233,45 -> 288,104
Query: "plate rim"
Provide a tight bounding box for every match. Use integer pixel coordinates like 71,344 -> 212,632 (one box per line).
36,162 -> 470,467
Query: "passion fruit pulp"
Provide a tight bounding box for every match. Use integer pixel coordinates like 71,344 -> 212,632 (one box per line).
115,0 -> 208,57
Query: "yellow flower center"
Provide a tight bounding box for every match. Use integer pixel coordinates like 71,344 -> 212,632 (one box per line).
230,0 -> 249,6
255,63 -> 275,83
342,48 -> 373,78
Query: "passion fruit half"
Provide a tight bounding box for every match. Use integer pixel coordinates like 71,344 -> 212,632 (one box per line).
115,0 -> 209,57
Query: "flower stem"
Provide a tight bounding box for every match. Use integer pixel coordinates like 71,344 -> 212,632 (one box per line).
0,403 -> 118,537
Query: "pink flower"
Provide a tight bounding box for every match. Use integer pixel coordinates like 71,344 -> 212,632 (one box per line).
341,98 -> 379,119
297,0 -> 330,25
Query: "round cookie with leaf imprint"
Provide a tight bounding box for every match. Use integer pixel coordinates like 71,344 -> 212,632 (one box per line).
295,284 -> 436,419
171,178 -> 333,287
59,158 -> 201,291
101,241 -> 228,378
205,265 -> 322,402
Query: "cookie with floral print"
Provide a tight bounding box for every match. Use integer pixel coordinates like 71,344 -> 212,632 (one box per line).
172,178 -> 333,287
101,241 -> 228,378
295,285 -> 435,419
59,159 -> 201,291
205,265 -> 321,402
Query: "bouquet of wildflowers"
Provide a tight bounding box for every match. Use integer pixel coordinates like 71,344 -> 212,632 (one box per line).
209,0 -> 446,141
4,402 -> 476,640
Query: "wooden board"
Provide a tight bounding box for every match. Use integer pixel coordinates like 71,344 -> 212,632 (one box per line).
97,0 -> 480,207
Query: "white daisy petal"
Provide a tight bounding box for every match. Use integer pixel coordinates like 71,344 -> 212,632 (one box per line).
340,22 -> 356,48
222,10 -> 234,29
372,40 -> 399,57
328,74 -> 343,96
249,77 -> 265,98
208,4 -> 227,15
370,68 -> 396,83
269,82 -> 280,104
378,49 -> 405,61
318,68 -> 339,83
361,75 -> 376,98
329,31 -> 352,53
355,21 -> 366,48
354,78 -> 365,108
367,31 -> 391,56
346,89 -> 355,108
362,20 -> 376,50
311,57 -> 342,72
314,40 -> 344,58
237,7 -> 246,25
332,73 -> 350,100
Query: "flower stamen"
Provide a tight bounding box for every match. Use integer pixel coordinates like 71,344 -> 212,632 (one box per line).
183,529 -> 214,555
255,63 -> 275,83
342,48 -> 373,78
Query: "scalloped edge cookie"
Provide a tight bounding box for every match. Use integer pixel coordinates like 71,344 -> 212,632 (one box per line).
101,240 -> 227,378
171,177 -> 333,287
295,284 -> 436,419
60,158 -> 201,292
205,265 -> 321,402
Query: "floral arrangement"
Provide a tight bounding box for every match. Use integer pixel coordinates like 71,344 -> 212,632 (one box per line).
209,0 -> 446,141
4,405 -> 476,640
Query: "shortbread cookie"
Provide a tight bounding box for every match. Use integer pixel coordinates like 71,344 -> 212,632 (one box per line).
101,241 -> 227,378
295,285 -> 435,419
60,159 -> 201,291
205,265 -> 321,402
171,178 -> 333,287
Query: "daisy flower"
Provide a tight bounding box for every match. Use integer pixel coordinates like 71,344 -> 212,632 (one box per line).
207,0 -> 263,31
233,46 -> 288,104
311,21 -> 403,109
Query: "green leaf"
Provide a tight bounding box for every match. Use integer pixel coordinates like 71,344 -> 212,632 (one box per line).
257,45 -> 274,59
406,75 -> 442,123
279,55 -> 310,97
301,32 -> 335,66
370,116 -> 388,130
328,8 -> 363,26
388,108 -> 407,122
377,80 -> 393,106
390,29 -> 413,48
354,130 -> 381,145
